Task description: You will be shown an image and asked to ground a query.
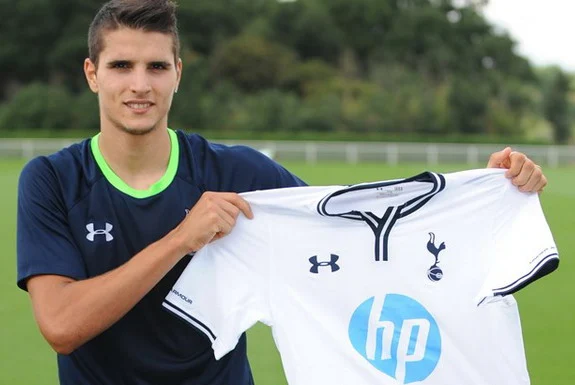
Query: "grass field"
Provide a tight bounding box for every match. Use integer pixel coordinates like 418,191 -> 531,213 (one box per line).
0,159 -> 573,384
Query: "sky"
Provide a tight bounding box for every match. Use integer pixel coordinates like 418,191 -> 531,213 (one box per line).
481,0 -> 575,72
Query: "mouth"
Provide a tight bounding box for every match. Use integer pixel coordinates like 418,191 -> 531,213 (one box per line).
124,102 -> 154,113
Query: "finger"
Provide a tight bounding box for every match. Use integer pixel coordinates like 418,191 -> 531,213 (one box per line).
216,204 -> 239,231
511,159 -> 535,187
215,215 -> 234,235
531,180 -> 546,194
505,151 -> 527,178
179,210 -> 221,251
206,192 -> 253,220
487,147 -> 512,168
226,194 -> 253,220
518,167 -> 540,192
218,199 -> 243,221
528,166 -> 547,192
210,218 -> 235,243
532,171 -> 547,193
203,211 -> 228,237
211,233 -> 225,242
212,231 -> 229,242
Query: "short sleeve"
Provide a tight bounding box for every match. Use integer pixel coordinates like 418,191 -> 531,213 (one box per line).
476,181 -> 559,305
17,157 -> 86,290
199,140 -> 307,193
162,208 -> 271,360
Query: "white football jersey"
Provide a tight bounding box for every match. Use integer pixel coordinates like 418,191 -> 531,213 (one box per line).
163,169 -> 558,385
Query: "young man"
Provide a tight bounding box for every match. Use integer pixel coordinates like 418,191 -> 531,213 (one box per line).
16,1 -> 547,384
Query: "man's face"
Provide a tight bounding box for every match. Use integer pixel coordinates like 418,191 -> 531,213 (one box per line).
84,27 -> 181,136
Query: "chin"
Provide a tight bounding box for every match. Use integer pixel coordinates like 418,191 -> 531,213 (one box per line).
121,124 -> 158,136
104,114 -> 164,136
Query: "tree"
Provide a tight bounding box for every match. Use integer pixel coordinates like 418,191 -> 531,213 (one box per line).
448,75 -> 490,134
0,83 -> 74,129
543,69 -> 572,144
0,0 -> 102,98
177,0 -> 269,55
267,0 -> 342,64
0,0 -> 60,98
210,35 -> 297,93
321,0 -> 395,64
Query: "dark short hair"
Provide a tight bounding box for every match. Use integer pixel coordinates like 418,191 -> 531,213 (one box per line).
88,0 -> 180,66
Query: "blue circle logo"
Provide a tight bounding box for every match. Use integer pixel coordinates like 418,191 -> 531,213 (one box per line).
349,294 -> 441,384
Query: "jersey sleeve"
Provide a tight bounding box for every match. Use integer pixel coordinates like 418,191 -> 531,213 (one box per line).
202,141 -> 308,192
476,180 -> 559,305
17,157 -> 87,290
162,210 -> 272,360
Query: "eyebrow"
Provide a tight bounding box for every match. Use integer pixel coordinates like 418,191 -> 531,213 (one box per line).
106,60 -> 173,68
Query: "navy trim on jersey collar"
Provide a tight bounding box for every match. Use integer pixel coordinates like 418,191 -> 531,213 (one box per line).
317,172 -> 446,261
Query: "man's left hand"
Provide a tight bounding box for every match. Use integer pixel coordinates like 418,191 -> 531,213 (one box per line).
487,147 -> 547,193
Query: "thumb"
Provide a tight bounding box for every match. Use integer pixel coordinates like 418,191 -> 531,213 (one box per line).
487,147 -> 512,168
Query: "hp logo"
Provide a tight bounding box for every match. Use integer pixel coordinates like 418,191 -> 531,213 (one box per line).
86,223 -> 114,242
349,294 -> 441,384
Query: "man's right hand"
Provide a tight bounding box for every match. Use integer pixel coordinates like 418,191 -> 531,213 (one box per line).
171,192 -> 253,255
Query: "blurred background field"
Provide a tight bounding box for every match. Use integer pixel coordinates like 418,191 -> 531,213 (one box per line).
1,159 -> 573,384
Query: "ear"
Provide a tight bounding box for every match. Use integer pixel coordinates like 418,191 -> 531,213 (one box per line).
84,58 -> 99,93
174,58 -> 183,94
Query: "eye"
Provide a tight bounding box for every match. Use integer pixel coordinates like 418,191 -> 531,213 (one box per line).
110,62 -> 130,69
150,63 -> 168,70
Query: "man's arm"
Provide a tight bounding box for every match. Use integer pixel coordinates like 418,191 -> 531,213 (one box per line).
26,192 -> 252,355
487,147 -> 547,193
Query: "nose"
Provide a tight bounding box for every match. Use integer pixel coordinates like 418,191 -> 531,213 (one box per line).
130,68 -> 152,94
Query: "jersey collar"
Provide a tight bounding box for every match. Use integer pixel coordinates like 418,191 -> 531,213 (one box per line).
316,171 -> 445,219
316,172 -> 446,261
90,129 -> 180,199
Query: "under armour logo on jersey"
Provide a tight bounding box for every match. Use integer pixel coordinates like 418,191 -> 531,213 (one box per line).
86,223 -> 114,242
309,254 -> 340,274
426,232 -> 446,281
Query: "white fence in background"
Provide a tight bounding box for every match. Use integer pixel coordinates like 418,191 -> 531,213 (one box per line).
0,138 -> 574,167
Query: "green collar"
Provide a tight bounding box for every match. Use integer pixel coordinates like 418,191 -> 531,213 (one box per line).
90,129 -> 179,198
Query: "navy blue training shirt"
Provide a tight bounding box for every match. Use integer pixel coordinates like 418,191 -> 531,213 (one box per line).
17,129 -> 306,385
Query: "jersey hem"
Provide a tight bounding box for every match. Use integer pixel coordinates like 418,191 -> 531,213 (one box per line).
162,300 -> 217,341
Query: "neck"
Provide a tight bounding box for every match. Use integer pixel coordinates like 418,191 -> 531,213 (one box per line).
97,127 -> 171,190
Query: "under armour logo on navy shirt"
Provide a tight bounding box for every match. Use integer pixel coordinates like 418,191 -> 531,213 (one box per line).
86,223 -> 114,242
309,254 -> 340,274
